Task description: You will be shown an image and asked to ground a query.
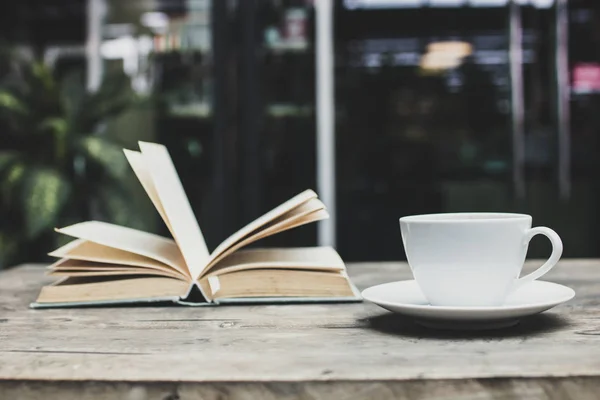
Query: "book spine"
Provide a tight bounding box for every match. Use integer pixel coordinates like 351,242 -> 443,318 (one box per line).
179,281 -> 213,304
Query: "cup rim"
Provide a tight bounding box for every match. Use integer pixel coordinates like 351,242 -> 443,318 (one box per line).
399,212 -> 531,223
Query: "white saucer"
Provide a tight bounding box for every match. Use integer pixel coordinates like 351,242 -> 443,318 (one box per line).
362,280 -> 575,330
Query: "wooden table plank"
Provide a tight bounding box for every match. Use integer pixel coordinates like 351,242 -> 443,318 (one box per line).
1,260 -> 600,399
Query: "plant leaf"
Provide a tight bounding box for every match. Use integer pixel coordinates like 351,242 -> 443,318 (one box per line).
0,90 -> 28,115
0,233 -> 19,270
79,72 -> 134,130
59,70 -> 85,123
95,184 -> 149,230
1,161 -> 26,208
79,136 -> 130,180
0,152 -> 24,208
38,117 -> 68,136
21,167 -> 71,239
31,62 -> 56,92
0,151 -> 20,172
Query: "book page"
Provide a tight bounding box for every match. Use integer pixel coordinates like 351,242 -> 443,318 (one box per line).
48,259 -> 183,279
208,189 -> 318,266
49,239 -> 188,278
49,270 -> 180,278
138,141 -> 209,279
50,269 -> 183,279
56,221 -> 190,280
206,247 -> 345,276
201,269 -> 355,300
123,149 -> 174,238
36,276 -> 190,304
204,203 -> 328,273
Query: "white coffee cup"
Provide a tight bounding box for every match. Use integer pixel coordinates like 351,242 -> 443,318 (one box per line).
399,213 -> 563,307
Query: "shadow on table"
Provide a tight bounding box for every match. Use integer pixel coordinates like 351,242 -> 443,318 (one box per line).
365,312 -> 571,339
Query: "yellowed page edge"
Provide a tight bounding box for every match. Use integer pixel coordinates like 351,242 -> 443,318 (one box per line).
48,258 -> 184,280
205,247 -> 344,276
55,221 -> 190,279
201,269 -> 354,300
36,276 -> 190,304
49,239 -> 187,278
48,269 -> 183,279
52,266 -> 133,271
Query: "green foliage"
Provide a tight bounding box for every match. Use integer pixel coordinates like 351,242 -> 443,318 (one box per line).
21,167 -> 71,239
0,59 -> 146,269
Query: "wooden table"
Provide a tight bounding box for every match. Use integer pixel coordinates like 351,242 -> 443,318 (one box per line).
1,260 -> 599,399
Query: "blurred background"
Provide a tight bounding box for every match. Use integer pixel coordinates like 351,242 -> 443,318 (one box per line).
0,0 -> 598,268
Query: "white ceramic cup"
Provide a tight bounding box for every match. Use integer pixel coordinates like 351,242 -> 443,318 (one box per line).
399,213 -> 563,307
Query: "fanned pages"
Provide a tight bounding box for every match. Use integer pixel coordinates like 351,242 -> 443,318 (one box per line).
32,141 -> 360,308
55,221 -> 189,278
49,240 -> 187,279
48,259 -> 184,279
205,247 -> 345,277
205,197 -> 328,270
138,142 -> 210,278
123,149 -> 175,238
207,190 -> 318,264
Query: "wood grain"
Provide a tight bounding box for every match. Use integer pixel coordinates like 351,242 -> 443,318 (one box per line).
1,260 -> 599,399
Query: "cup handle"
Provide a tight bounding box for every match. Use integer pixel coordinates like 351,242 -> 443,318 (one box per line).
514,227 -> 563,291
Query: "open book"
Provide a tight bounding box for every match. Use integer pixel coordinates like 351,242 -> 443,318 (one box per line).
31,142 -> 360,308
